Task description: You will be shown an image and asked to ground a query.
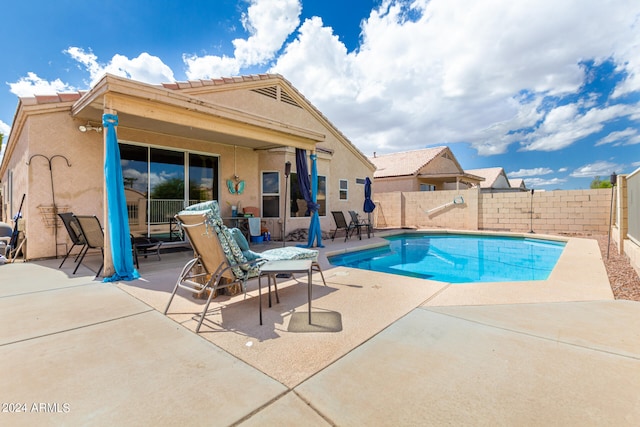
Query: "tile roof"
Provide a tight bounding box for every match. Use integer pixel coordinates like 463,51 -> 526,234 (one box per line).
160,74 -> 278,90
509,178 -> 526,189
21,91 -> 86,105
369,147 -> 449,178
465,167 -> 508,188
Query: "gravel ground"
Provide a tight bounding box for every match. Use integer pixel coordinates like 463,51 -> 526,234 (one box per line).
591,234 -> 640,301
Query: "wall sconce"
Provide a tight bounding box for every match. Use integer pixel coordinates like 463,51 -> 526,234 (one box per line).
78,122 -> 102,133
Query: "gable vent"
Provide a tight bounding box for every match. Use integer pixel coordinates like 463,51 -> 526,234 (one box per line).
251,86 -> 277,99
251,85 -> 303,109
280,89 -> 302,108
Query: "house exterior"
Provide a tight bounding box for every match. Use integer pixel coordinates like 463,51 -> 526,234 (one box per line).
368,147 -> 483,193
465,167 -> 518,192
0,73 -> 375,267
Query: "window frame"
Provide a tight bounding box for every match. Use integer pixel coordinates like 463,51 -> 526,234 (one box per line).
339,179 -> 349,200
261,170 -> 281,218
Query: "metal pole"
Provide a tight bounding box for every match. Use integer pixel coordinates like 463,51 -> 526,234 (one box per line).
282,161 -> 291,247
529,188 -> 535,233
607,172 -> 617,259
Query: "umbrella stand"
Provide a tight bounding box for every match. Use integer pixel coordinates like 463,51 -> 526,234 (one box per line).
27,154 -> 71,258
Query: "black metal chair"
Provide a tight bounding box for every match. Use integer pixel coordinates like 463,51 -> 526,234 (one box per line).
331,211 -> 357,242
348,210 -> 372,239
58,212 -> 86,268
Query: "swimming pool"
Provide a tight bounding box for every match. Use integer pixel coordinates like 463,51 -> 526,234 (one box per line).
328,233 -> 566,283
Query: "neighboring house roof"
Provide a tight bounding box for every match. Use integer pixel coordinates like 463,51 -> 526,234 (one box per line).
369,146 -> 451,178
465,167 -> 511,189
509,178 -> 527,189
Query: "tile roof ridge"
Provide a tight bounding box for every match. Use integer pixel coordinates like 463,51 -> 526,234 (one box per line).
160,73 -> 282,90
371,146 -> 448,158
21,91 -> 87,105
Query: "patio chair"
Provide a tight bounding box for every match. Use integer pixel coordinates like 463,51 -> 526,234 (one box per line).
72,215 -> 105,278
164,211 -> 265,332
0,222 -> 12,257
164,201 -> 325,331
58,212 -> 86,268
331,211 -> 357,242
348,210 -> 372,239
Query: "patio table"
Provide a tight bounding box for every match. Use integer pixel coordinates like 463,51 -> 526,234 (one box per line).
258,259 -> 313,325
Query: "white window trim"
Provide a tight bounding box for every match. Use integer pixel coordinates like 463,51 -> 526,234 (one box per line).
261,170 -> 281,218
339,179 -> 349,201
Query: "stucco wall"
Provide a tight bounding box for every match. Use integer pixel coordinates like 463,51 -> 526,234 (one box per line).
19,112 -> 104,260
375,188 -> 613,235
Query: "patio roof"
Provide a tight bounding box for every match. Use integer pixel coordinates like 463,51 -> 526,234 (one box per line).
71,74 -> 325,151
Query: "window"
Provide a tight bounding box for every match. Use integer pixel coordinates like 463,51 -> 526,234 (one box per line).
289,173 -> 326,217
339,179 -> 348,200
420,184 -> 436,191
119,143 -> 218,240
262,171 -> 280,217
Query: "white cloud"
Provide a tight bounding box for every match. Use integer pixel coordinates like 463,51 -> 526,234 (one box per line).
509,167 -> 553,178
8,72 -> 75,97
0,119 -> 10,162
184,0 -> 301,79
66,47 -> 175,87
525,177 -> 567,188
265,0 -> 640,156
518,103 -> 633,152
570,160 -> 621,178
0,119 -> 10,136
595,127 -> 640,146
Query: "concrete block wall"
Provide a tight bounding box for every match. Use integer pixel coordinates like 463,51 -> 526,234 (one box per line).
375,188 -> 612,235
404,189 -> 478,230
480,189 -> 612,234
373,192 -> 402,228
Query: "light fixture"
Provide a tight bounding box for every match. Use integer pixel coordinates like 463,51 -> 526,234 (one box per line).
78,122 -> 102,133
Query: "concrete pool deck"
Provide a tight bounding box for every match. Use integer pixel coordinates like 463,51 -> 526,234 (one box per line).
1,232 -> 639,425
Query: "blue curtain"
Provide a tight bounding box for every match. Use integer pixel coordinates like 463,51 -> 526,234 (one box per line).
102,114 -> 139,282
295,149 -> 324,248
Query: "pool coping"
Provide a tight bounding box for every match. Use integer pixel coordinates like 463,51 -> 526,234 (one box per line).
321,229 -> 613,307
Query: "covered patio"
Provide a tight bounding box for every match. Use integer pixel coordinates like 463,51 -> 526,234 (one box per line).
71,74 -> 326,277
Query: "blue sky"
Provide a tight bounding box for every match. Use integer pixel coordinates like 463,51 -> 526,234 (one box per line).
1,0 -> 639,190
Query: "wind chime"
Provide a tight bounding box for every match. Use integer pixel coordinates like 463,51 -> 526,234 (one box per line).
227,146 -> 245,195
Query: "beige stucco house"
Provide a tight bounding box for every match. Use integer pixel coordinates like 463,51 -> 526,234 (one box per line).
0,73 -> 375,268
368,147 -> 483,193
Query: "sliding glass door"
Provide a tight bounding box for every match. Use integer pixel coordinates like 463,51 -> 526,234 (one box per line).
120,143 -> 218,241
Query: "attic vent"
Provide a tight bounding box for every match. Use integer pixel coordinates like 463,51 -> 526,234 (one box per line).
251,86 -> 277,100
251,85 -> 303,109
280,89 -> 302,108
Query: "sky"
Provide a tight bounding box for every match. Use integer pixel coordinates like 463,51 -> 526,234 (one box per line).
1,0 -> 639,190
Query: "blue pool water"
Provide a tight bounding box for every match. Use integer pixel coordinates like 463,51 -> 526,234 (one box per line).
328,233 -> 566,283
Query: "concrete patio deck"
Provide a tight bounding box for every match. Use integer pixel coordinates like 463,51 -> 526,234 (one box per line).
1,232 -> 639,425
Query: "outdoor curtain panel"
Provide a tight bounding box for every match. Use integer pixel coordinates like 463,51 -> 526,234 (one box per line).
103,114 -> 140,282
295,148 -> 323,248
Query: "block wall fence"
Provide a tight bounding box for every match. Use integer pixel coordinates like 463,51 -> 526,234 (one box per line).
373,187 -> 613,235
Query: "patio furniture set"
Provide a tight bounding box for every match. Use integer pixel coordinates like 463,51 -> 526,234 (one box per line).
58,212 -> 162,278
331,210 -> 374,242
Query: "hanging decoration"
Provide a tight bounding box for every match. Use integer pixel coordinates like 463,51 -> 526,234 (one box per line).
227,146 -> 245,194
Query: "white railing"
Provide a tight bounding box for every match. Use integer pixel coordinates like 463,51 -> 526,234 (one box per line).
627,168 -> 640,243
